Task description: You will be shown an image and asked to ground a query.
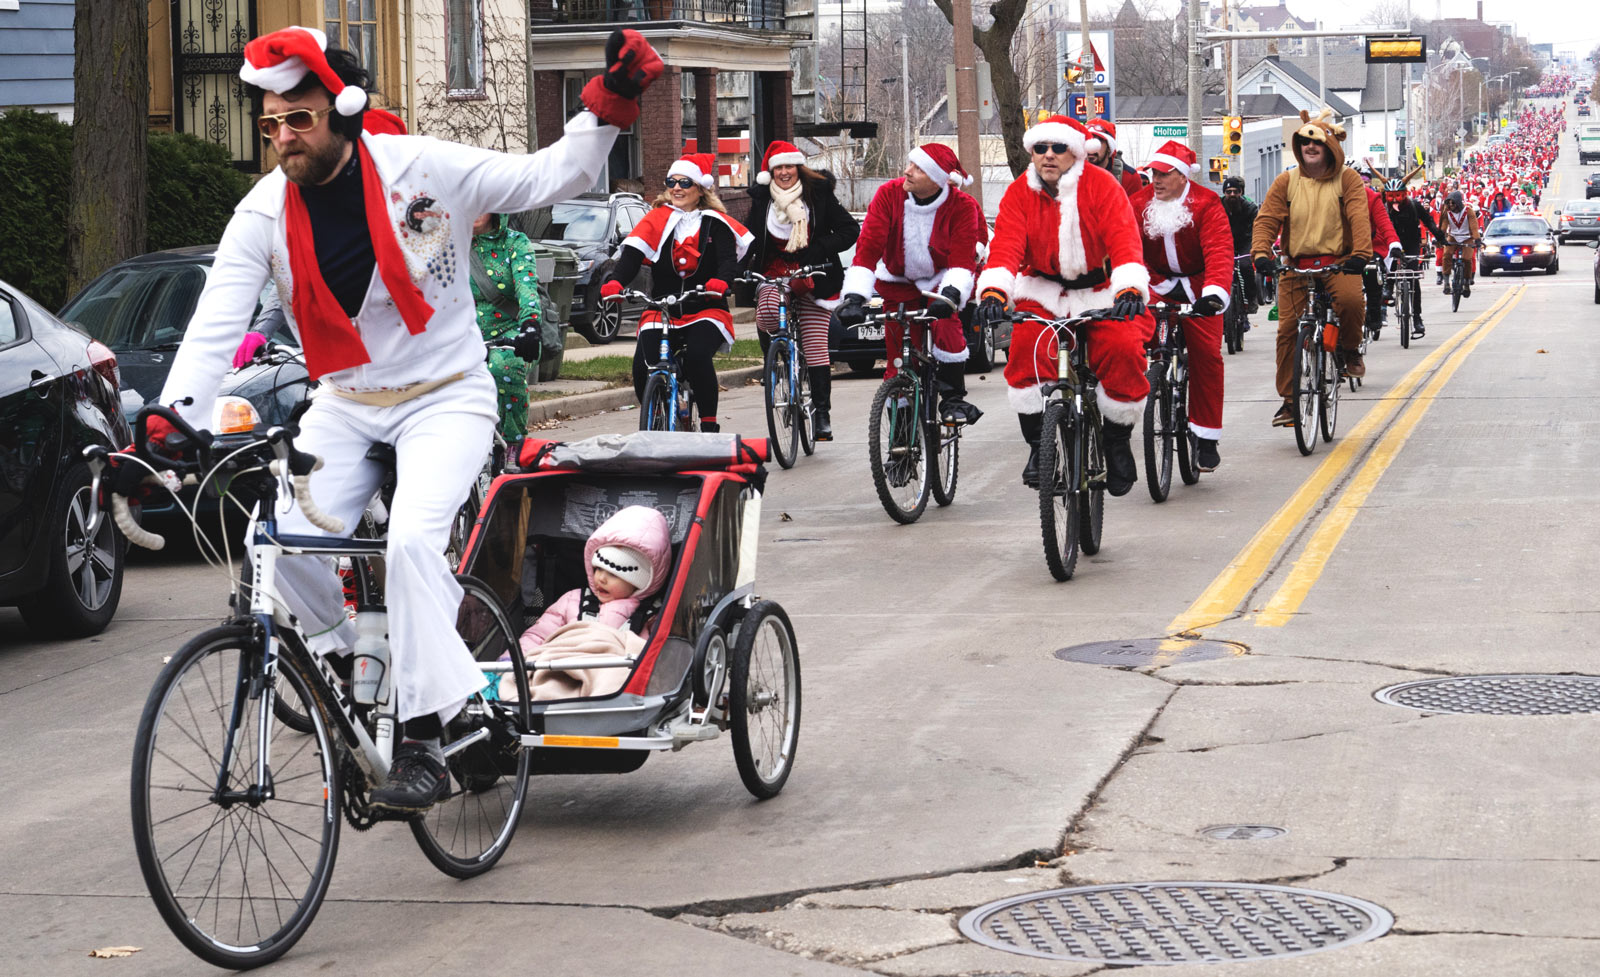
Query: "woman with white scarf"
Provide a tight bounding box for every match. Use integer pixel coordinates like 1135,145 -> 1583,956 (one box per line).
740,141 -> 859,440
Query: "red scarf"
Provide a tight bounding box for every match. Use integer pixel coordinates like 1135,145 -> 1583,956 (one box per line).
282,140 -> 434,379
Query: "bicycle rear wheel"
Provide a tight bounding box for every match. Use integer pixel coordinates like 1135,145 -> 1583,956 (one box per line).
1292,328 -> 1319,456
930,419 -> 960,506
1038,399 -> 1082,581
1142,360 -> 1173,503
1398,282 -> 1412,349
1451,263 -> 1462,313
131,627 -> 340,969
1319,345 -> 1341,443
639,374 -> 673,432
867,374 -> 931,524
763,340 -> 800,469
410,575 -> 531,878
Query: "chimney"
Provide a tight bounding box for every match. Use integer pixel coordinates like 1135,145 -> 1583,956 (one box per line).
1477,0 -> 1483,19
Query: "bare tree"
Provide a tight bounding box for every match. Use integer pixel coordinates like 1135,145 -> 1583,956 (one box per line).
69,0 -> 148,293
929,0 -> 1031,176
414,6 -> 529,152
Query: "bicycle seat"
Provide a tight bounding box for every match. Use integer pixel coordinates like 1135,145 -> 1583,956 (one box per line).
365,441 -> 397,475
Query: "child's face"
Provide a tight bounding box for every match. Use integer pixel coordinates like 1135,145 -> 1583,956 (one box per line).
591,567 -> 638,602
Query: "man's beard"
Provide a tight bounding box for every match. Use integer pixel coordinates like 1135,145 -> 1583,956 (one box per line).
281,137 -> 347,186
1143,194 -> 1193,238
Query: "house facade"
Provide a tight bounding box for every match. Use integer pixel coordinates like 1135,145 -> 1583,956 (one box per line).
0,0 -> 74,121
1241,54 -> 1410,175
1208,1 -> 1313,59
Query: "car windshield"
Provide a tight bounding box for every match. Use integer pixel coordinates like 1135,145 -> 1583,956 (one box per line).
521,202 -> 611,243
59,262 -> 213,350
1486,219 -> 1548,236
1567,201 -> 1600,212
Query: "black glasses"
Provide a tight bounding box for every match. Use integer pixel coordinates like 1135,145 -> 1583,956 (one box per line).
1032,142 -> 1069,156
257,106 -> 335,138
1223,188 -> 1242,195
664,176 -> 697,189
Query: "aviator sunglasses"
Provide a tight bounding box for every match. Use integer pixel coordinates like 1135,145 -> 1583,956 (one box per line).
256,106 -> 335,138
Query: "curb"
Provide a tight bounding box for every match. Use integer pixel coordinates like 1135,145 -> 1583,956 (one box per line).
527,364 -> 765,425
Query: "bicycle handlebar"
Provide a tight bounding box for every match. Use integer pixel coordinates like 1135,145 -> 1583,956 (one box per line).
605,285 -> 711,308
738,265 -> 824,288
1009,308 -> 1121,327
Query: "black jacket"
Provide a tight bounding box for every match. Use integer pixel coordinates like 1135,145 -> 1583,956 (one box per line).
1219,195 -> 1259,254
608,207 -> 742,318
739,170 -> 860,301
1385,197 -> 1443,255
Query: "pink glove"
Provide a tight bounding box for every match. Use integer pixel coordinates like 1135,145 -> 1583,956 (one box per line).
232,331 -> 268,368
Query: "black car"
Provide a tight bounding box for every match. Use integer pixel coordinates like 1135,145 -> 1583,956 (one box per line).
1,277 -> 134,638
1478,215 -> 1561,276
512,192 -> 650,345
1587,172 -> 1600,199
58,246 -> 313,526
1554,199 -> 1600,243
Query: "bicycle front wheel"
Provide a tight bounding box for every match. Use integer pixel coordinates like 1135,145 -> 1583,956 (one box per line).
1142,360 -> 1174,502
1175,370 -> 1201,487
797,353 -> 817,457
1038,400 -> 1082,581
930,419 -> 960,507
867,374 -> 930,524
1292,328 -> 1319,456
640,374 -> 673,432
763,340 -> 800,469
1451,263 -> 1462,313
410,575 -> 531,878
131,627 -> 340,969
1079,407 -> 1105,556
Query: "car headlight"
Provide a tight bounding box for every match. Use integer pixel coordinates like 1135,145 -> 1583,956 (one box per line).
213,395 -> 261,434
1533,243 -> 1554,253
575,257 -> 595,274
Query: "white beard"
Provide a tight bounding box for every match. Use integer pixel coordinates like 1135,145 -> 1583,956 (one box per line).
1143,195 -> 1194,239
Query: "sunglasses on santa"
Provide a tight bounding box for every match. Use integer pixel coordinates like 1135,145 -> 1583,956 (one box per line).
257,106 -> 335,138
1031,142 -> 1070,156
664,176 -> 698,189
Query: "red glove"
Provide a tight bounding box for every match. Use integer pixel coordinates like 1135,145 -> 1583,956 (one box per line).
600,279 -> 624,302
703,278 -> 728,297
580,29 -> 664,129
124,414 -> 178,458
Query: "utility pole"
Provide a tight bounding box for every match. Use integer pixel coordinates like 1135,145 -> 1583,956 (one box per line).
951,0 -> 983,208
1080,0 -> 1094,126
1187,0 -> 1202,157
900,35 -> 912,166
1224,0 -> 1237,178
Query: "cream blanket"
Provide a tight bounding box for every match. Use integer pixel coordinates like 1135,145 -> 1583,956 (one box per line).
500,621 -> 646,702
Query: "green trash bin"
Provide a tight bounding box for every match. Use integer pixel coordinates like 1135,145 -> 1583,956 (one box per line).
529,242 -> 579,383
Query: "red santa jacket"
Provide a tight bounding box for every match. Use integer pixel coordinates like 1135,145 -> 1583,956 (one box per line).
976,158 -> 1150,318
842,179 -> 980,305
1128,180 -> 1234,308
1364,188 -> 1401,257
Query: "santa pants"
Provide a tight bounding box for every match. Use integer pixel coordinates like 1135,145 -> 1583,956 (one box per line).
1273,271 -> 1365,401
755,283 -> 832,367
874,282 -> 967,379
1002,299 -> 1154,426
1182,312 -> 1224,439
272,368 -> 499,725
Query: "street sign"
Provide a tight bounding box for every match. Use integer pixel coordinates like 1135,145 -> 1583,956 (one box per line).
1153,124 -> 1187,137
944,62 -> 995,122
1369,144 -> 1385,152
1366,35 -> 1426,64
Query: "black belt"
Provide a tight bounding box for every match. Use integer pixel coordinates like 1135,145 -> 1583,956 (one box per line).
1036,263 -> 1109,291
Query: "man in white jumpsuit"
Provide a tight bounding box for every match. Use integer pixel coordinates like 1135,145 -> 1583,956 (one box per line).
156,25 -> 663,813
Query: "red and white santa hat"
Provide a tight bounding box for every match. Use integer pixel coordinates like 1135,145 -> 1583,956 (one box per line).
667,152 -> 717,189
1020,114 -> 1101,157
755,140 -> 806,185
240,26 -> 368,116
1084,117 -> 1118,152
1144,139 -> 1201,177
908,142 -> 972,187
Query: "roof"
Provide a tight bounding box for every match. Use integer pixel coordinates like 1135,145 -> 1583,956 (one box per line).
1244,57 -> 1359,116
1227,4 -> 1312,31
1114,93 -> 1320,121
1273,54 -> 1368,92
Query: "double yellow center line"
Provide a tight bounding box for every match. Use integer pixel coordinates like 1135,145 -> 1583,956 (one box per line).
1168,285 -> 1527,635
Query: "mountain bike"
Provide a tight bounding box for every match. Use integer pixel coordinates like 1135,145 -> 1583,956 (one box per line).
1011,308 -> 1120,581
1225,255 -> 1251,355
864,298 -> 967,524
739,266 -> 821,469
107,406 -> 529,969
1142,302 -> 1206,503
1446,241 -> 1477,313
616,286 -> 712,433
1280,264 -> 1358,456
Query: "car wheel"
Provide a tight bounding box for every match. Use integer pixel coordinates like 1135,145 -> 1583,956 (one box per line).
844,356 -> 881,378
18,461 -> 124,638
1547,261 -> 1560,275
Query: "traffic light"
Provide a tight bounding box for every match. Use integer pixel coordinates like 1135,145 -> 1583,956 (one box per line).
1224,116 -> 1243,155
1366,35 -> 1426,64
1209,156 -> 1227,182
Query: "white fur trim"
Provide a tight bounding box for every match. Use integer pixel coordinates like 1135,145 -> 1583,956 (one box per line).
907,147 -> 950,186
1147,152 -> 1195,174
939,266 -> 975,306
901,185 -> 946,283
1011,274 -> 1119,319
1096,387 -> 1146,427
241,55 -> 310,94
668,158 -> 714,188
1054,161 -> 1089,278
1188,420 -> 1222,439
931,343 -> 970,363
1007,381 -> 1051,414
1201,283 -> 1231,310
1021,120 -> 1089,157
334,84 -> 367,116
1150,279 -> 1182,296
1109,262 -> 1150,303
842,264 -> 877,300
976,265 -> 1015,301
766,150 -> 804,168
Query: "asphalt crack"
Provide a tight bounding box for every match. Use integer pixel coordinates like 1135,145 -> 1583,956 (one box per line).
1058,684 -> 1181,855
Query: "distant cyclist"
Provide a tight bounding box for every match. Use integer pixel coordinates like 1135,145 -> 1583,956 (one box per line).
1381,178 -> 1445,340
1219,175 -> 1259,313
1438,190 -> 1481,298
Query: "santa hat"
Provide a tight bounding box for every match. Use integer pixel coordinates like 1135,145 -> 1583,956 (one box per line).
755,140 -> 806,185
362,107 -> 407,136
240,26 -> 368,116
667,152 -> 716,189
908,142 -> 972,187
593,544 -> 655,594
1144,139 -> 1201,177
1084,117 -> 1118,152
1020,114 -> 1101,157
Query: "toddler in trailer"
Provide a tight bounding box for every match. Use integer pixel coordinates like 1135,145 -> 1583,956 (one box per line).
502,505 -> 672,701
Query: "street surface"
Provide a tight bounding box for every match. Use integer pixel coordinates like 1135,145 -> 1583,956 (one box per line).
4,114 -> 1598,976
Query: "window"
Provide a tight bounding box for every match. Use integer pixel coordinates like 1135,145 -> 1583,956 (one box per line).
326,1 -> 380,88
0,296 -> 18,347
1259,84 -> 1274,95
447,0 -> 484,95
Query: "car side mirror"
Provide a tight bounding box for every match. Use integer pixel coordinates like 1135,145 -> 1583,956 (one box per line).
1589,240 -> 1600,249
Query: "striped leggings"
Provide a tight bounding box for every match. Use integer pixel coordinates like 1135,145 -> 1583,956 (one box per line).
755,284 -> 832,367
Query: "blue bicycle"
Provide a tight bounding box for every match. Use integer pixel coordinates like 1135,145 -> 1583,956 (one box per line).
738,265 -> 822,469
614,286 -> 710,433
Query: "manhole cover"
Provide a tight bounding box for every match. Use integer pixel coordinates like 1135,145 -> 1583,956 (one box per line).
1201,824 -> 1287,841
959,882 -> 1392,965
1054,638 -> 1245,667
1374,674 -> 1600,715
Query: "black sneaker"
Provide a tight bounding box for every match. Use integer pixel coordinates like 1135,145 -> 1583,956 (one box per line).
700,421 -> 721,434
1412,322 -> 1425,338
813,409 -> 833,441
1196,438 -> 1220,472
1021,445 -> 1040,489
369,742 -> 449,814
1102,422 -> 1137,497
940,398 -> 983,425
1272,403 -> 1296,427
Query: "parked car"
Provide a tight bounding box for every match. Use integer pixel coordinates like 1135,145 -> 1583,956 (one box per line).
1553,199 -> 1600,243
511,192 -> 650,345
1,277 -> 133,638
1478,215 -> 1560,276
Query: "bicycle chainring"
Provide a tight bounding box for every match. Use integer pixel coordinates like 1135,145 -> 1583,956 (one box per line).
340,756 -> 380,831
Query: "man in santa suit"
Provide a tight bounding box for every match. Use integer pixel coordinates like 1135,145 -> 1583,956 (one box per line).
972,115 -> 1152,494
837,143 -> 983,424
155,26 -> 662,814
1085,118 -> 1144,197
1128,140 -> 1233,472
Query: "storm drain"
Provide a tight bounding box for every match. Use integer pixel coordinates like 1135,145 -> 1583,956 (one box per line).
1053,638 -> 1246,668
1374,674 -> 1600,715
958,882 -> 1392,965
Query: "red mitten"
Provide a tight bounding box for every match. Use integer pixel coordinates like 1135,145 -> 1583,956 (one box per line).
581,30 -> 664,129
600,279 -> 624,302
703,278 -> 728,296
